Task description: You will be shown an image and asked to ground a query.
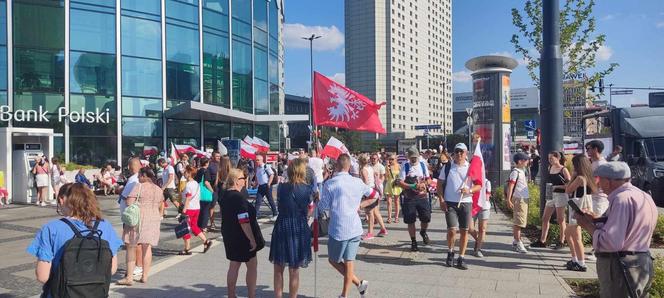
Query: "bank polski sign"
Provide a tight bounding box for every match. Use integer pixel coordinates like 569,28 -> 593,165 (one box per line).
0,105 -> 111,123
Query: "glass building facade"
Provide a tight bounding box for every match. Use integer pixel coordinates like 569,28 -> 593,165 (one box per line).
1,0 -> 288,166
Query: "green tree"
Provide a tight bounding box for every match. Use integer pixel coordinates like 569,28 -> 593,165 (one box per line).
511,0 -> 618,91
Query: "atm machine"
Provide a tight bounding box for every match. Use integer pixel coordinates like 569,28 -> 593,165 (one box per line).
12,143 -> 45,204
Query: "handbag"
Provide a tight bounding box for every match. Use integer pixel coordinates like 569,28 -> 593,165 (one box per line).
248,204 -> 265,251
174,215 -> 191,238
199,179 -> 213,202
121,184 -> 142,227
317,209 -> 330,237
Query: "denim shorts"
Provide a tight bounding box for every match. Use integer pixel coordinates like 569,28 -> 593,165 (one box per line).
328,236 -> 361,263
472,208 -> 490,221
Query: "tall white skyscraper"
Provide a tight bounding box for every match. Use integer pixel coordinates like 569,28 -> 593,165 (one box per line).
345,0 -> 453,139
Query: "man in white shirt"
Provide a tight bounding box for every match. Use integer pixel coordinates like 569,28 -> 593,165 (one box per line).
254,155 -> 277,219
398,147 -> 432,252
308,149 -> 325,191
437,143 -> 482,269
159,158 -> 180,215
319,154 -> 379,298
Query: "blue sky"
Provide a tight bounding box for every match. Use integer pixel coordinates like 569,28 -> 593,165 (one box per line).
283,1 -> 664,107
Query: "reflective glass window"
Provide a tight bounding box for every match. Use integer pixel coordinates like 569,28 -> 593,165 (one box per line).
254,48 -> 267,80
0,92 -> 6,106
269,53 -> 278,84
166,0 -> 198,24
122,57 -> 162,98
231,122 -> 252,139
254,80 -> 268,115
13,48 -> 65,94
121,16 -> 161,59
166,62 -> 200,101
70,136 -> 117,166
121,0 -> 160,15
203,121 -> 230,148
269,83 -> 279,114
254,27 -> 267,46
13,1 -> 64,49
203,0 -> 228,14
122,117 -> 163,137
74,0 -> 115,7
253,0 -> 267,30
122,97 -> 162,117
166,24 -> 200,65
203,32 -> 230,107
167,119 -> 200,147
70,52 -> 115,95
254,124 -> 269,143
203,5 -> 229,32
122,136 -> 162,160
0,47 -> 6,90
232,18 -> 251,39
0,0 -> 6,44
231,0 -> 250,21
232,40 -> 252,113
69,94 -> 116,116
70,8 -> 115,54
269,0 -> 278,38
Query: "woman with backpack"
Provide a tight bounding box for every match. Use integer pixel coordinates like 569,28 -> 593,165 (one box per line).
195,158 -> 215,232
269,158 -> 314,298
27,183 -> 123,296
117,167 -> 164,286
563,154 -> 597,272
221,168 -> 261,298
180,165 -> 213,255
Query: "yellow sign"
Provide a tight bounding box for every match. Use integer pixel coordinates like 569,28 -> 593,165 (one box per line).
502,75 -> 511,123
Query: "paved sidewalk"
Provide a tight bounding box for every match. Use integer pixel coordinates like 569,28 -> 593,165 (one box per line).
107,204 -> 584,298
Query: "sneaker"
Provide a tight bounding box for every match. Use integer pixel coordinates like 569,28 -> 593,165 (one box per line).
363,233 -> 375,241
570,262 -> 588,272
474,250 -> 484,258
175,213 -> 182,221
40,202 -> 46,207
378,229 -> 388,236
456,256 -> 468,270
133,266 -> 143,276
270,215 -> 278,221
357,280 -> 369,297
445,252 -> 455,267
410,241 -> 419,252
530,240 -> 547,248
420,231 -> 430,245
515,242 -> 528,253
587,250 -> 597,261
565,260 -> 575,270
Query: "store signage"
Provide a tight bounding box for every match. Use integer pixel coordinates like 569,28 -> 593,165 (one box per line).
0,105 -> 111,124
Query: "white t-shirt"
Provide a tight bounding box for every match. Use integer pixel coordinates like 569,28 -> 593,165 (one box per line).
591,158 -> 609,202
399,161 -> 430,180
362,165 -> 375,188
372,163 -> 386,182
308,157 -> 325,183
182,180 -> 201,210
481,180 -> 492,210
439,161 -> 472,203
509,168 -> 529,200
162,165 -> 176,189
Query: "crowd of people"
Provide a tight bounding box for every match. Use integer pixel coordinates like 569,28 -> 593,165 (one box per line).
24,138 -> 659,298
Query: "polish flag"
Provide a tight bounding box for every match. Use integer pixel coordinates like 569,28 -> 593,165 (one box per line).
467,140 -> 487,217
194,149 -> 210,158
320,136 -> 349,159
170,143 -> 179,165
252,136 -> 270,152
243,135 -> 254,146
217,140 -> 228,156
240,140 -> 257,159
142,145 -> 158,156
174,144 -> 197,154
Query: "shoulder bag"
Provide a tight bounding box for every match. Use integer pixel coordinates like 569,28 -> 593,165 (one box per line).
121,184 -> 142,227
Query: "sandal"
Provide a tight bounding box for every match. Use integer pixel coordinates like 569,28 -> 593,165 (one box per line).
178,250 -> 192,255
203,240 -> 213,253
387,218 -> 392,224
116,278 -> 134,286
138,278 -> 148,284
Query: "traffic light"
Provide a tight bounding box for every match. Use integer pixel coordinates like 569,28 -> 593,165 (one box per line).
599,78 -> 605,93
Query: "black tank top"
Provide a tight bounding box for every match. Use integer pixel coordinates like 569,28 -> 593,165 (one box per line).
548,168 -> 567,193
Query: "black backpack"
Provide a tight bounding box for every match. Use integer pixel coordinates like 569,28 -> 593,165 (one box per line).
45,218 -> 113,298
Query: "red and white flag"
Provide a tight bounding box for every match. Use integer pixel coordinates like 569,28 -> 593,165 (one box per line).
143,145 -> 158,157
243,135 -> 254,146
169,143 -> 179,165
240,140 -> 257,160
194,149 -> 210,158
467,141 -> 487,216
174,144 -> 197,154
313,72 -> 386,134
320,136 -> 349,160
252,136 -> 270,152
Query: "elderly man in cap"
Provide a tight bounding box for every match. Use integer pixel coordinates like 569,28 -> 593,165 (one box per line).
398,146 -> 433,252
575,161 -> 658,298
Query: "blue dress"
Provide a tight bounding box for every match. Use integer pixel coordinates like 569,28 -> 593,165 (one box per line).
269,183 -> 313,268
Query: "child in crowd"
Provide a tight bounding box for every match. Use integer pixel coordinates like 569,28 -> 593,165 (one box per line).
506,152 -> 530,254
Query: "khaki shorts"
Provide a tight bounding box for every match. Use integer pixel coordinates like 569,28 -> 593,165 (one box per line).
545,192 -> 568,208
512,197 -> 529,228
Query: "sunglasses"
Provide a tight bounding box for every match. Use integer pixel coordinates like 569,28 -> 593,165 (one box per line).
454,149 -> 465,154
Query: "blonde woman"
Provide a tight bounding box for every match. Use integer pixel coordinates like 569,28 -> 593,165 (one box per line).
359,154 -> 387,239
269,158 -> 314,298
221,168 -> 260,298
384,154 -> 402,223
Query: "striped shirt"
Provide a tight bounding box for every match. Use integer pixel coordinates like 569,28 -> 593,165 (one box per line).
319,172 -> 377,241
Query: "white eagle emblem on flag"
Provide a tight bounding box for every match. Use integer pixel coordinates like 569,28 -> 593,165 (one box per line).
327,84 -> 367,122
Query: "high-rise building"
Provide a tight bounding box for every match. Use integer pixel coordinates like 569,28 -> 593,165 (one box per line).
0,0 -> 306,168
345,0 -> 453,140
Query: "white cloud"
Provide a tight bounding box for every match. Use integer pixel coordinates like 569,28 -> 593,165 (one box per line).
601,14 -> 617,21
489,51 -> 513,58
283,23 -> 344,51
657,22 -> 664,29
330,73 -> 345,85
453,70 -> 472,83
490,51 -> 530,66
596,45 -> 613,61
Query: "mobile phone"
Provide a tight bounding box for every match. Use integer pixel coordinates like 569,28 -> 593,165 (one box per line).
567,199 -> 582,214
593,217 -> 608,223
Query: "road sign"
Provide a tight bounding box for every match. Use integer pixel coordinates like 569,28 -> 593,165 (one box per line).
414,124 -> 441,130
611,90 -> 633,95
524,119 -> 536,131
527,131 -> 534,139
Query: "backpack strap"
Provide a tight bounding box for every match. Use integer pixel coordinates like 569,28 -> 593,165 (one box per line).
509,169 -> 519,201
60,218 -> 83,238
419,162 -> 427,178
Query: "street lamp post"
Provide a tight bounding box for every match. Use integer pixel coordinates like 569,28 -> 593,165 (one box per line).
466,108 -> 473,147
302,34 -> 321,152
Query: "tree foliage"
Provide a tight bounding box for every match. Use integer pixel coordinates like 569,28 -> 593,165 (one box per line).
511,0 -> 618,90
